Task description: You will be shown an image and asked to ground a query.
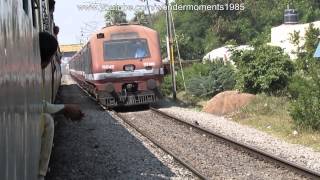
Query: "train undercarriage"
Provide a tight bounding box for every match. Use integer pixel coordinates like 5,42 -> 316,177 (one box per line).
71,74 -> 161,108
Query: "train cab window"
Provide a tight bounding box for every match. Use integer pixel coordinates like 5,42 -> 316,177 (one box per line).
23,0 -> 29,14
104,39 -> 150,60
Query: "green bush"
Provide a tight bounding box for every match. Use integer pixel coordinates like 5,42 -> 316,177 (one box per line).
161,61 -> 235,98
186,76 -> 213,97
290,63 -> 320,130
288,24 -> 320,130
175,62 -> 212,91
287,73 -> 308,99
161,62 -> 212,96
161,75 -> 173,96
232,45 -> 294,95
186,61 -> 236,98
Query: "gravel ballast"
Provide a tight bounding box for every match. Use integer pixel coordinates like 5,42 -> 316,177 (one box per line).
50,75 -> 319,179
158,106 -> 320,173
46,76 -> 196,179
120,110 -> 309,179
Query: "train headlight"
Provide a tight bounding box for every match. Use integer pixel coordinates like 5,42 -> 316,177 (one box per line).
97,33 -> 105,39
126,83 -> 133,89
145,66 -> 153,70
124,64 -> 135,72
105,69 -> 113,73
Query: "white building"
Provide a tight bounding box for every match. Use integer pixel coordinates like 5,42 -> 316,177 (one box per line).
269,21 -> 320,59
203,45 -> 253,63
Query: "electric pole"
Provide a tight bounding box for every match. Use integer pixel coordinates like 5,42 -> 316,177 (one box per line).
165,0 -> 177,100
146,0 -> 153,25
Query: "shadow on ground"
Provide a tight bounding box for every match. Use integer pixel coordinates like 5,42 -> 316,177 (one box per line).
46,84 -> 175,180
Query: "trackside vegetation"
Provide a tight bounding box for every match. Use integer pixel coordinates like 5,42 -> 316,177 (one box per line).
150,0 -> 320,132
289,24 -> 320,131
104,0 -> 320,148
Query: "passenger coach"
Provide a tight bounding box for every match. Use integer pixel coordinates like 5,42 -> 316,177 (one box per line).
69,24 -> 164,107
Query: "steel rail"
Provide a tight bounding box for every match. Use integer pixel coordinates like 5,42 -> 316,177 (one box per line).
150,107 -> 320,180
71,77 -> 320,179
113,110 -> 210,180
73,80 -> 208,179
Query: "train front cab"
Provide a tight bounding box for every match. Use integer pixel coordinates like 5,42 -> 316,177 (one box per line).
87,25 -> 164,107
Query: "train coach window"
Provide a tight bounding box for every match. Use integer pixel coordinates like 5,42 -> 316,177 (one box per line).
31,0 -> 40,27
104,39 -> 150,60
23,0 -> 29,14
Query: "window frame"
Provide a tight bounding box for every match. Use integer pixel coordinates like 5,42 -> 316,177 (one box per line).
103,38 -> 151,61
31,0 -> 40,28
22,0 -> 29,14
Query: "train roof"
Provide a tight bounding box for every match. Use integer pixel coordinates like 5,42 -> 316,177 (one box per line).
88,24 -> 158,42
69,24 -> 158,62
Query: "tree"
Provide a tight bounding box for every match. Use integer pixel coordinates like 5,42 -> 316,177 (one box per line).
152,0 -> 320,60
304,23 -> 320,55
131,11 -> 149,26
290,24 -> 320,73
104,8 -> 127,25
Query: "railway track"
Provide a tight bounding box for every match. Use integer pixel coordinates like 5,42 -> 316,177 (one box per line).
74,80 -> 204,179
112,107 -> 320,180
74,78 -> 320,179
113,108 -> 209,180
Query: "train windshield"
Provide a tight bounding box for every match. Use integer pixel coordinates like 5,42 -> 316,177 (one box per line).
104,39 -> 150,60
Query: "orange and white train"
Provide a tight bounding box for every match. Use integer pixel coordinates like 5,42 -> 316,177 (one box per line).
69,24 -> 164,107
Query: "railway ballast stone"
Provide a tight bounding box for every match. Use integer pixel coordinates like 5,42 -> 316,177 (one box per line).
203,90 -> 255,115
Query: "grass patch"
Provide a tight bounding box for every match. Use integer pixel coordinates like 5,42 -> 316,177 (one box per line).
231,94 -> 320,152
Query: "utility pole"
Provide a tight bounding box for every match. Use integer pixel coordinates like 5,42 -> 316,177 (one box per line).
165,0 -> 177,100
146,0 -> 153,25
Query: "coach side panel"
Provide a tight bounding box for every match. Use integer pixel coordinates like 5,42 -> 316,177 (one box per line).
0,0 -> 45,179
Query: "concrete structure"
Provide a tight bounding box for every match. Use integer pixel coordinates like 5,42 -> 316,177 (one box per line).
269,21 -> 320,59
60,44 -> 83,74
60,44 -> 83,52
60,44 -> 83,62
315,43 -> 320,58
315,36 -> 320,58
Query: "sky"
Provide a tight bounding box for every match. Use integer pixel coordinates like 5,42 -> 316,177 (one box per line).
54,0 -> 163,45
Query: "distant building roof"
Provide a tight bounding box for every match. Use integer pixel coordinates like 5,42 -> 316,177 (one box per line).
60,44 -> 83,53
203,45 -> 253,63
270,21 -> 320,59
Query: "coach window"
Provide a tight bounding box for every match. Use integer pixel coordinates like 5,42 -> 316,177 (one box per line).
81,52 -> 84,72
83,49 -> 86,73
87,46 -> 93,74
31,0 -> 40,28
84,49 -> 88,73
23,0 -> 29,14
81,53 -> 83,72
